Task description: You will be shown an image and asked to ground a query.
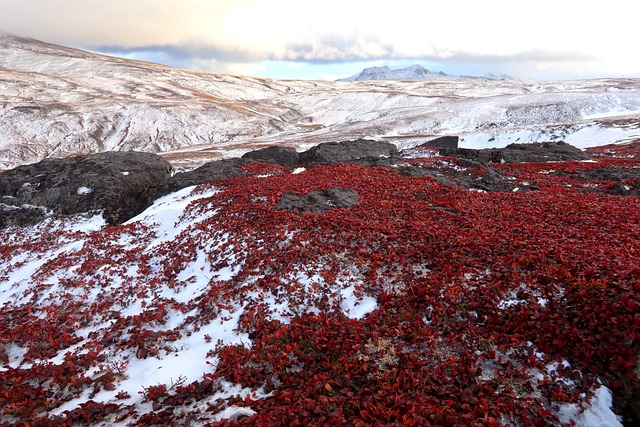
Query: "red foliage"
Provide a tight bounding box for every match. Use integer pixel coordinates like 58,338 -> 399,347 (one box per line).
1,154 -> 639,425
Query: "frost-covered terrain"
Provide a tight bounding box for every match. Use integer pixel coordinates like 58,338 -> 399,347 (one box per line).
1,34 -> 640,170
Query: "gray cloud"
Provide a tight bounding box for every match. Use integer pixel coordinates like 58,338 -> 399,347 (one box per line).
434,49 -> 597,65
277,38 -> 597,67
90,43 -> 262,64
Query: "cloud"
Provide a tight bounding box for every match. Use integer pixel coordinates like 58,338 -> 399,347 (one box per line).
1,0 -> 639,79
92,43 -> 262,64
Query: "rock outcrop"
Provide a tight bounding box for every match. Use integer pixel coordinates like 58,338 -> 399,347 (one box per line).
241,146 -> 299,168
399,162 -> 538,193
275,187 -> 360,213
441,141 -> 589,163
298,139 -> 399,165
1,140 -> 612,229
154,158 -> 250,199
418,136 -> 459,149
0,151 -> 171,227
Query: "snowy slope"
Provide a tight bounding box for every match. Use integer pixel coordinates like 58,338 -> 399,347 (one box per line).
0,182 -> 380,424
1,34 -> 640,171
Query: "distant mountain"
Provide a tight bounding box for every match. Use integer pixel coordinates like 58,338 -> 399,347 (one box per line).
337,65 -> 518,82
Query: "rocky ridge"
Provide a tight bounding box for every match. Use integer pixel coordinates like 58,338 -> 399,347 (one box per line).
0,152 -> 171,227
2,139 -> 636,229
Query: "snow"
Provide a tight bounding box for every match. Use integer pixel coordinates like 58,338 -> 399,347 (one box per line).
564,125 -> 640,149
558,386 -> 623,427
76,186 -> 92,195
1,344 -> 28,370
124,184 -> 220,249
458,123 -> 640,151
87,306 -> 248,409
340,283 -> 378,319
0,240 -> 85,305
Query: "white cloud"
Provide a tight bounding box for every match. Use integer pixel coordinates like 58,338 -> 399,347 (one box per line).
1,0 -> 639,79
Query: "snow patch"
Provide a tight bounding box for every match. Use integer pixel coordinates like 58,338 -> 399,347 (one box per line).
558,386 -> 623,427
76,186 -> 92,195
340,283 -> 378,319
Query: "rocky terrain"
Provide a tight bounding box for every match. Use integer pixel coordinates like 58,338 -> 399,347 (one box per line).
3,139 -> 625,229
0,139 -> 638,426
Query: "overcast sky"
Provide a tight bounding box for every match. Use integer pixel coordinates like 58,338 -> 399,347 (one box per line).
1,0 -> 638,81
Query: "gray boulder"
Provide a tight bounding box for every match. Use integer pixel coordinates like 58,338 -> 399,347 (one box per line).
418,135 -> 459,149
154,158 -> 250,199
399,163 -> 536,193
241,146 -> 299,168
0,151 -> 172,226
299,139 -> 399,165
441,141 -> 589,163
275,187 -> 360,213
0,198 -> 49,228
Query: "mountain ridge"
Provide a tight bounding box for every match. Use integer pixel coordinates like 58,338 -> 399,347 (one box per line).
337,64 -> 519,82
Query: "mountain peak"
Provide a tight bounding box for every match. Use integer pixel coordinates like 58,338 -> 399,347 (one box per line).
337,64 -> 517,82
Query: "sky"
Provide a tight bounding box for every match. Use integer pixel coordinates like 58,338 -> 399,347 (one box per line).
1,0 -> 639,81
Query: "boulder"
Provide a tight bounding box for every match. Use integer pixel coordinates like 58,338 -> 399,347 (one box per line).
418,135 -> 459,149
399,163 -> 532,193
241,146 -> 299,168
275,187 -> 360,213
0,151 -> 172,226
441,141 -> 589,164
0,197 -> 49,228
154,158 -> 250,199
299,139 -> 399,165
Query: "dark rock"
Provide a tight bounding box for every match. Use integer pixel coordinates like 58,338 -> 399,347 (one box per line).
0,196 -> 49,228
0,151 -> 172,226
241,146 -> 299,168
275,187 -> 360,213
577,167 -> 639,183
351,155 -> 406,168
609,183 -> 632,196
398,164 -> 526,193
441,141 -> 589,164
154,158 -> 250,199
551,167 -> 639,195
429,205 -> 460,214
299,139 -> 399,165
418,135 -> 459,149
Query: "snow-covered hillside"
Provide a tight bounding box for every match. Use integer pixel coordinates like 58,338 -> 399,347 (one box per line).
1,34 -> 640,170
